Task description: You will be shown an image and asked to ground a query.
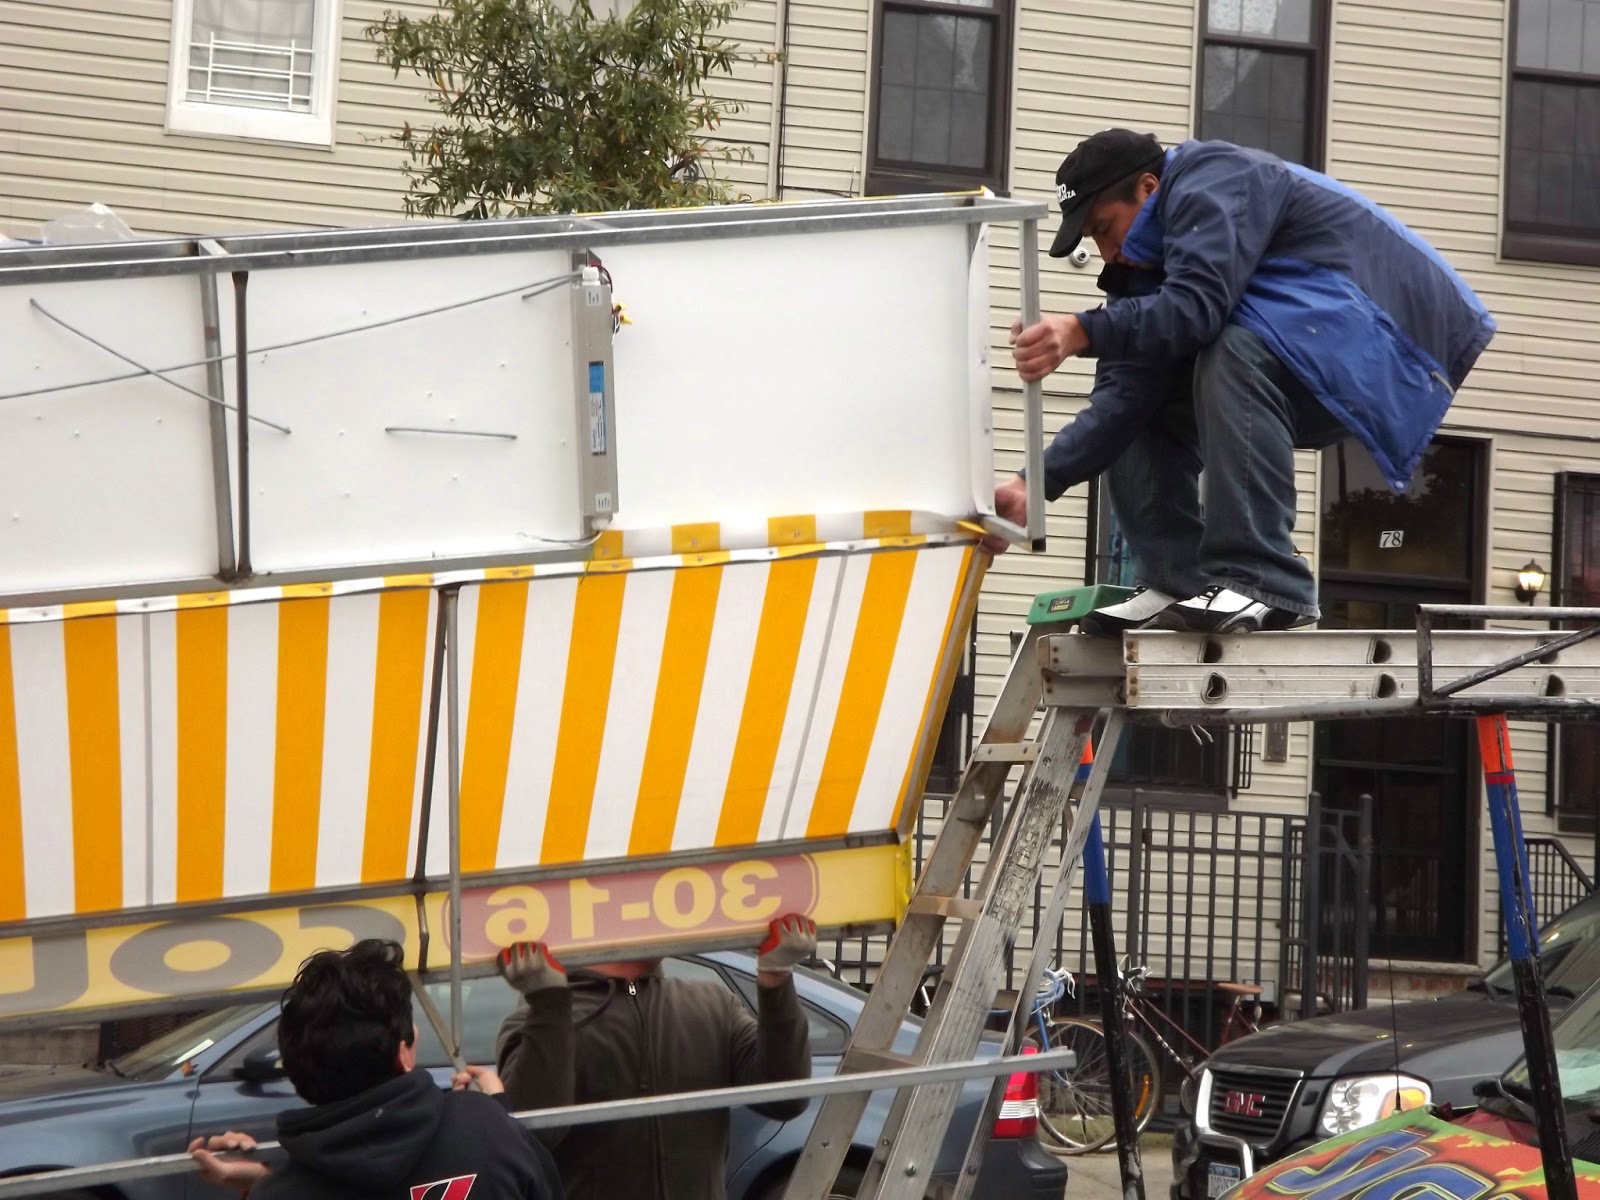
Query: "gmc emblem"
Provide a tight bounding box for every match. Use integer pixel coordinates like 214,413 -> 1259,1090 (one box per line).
1223,1090 -> 1267,1118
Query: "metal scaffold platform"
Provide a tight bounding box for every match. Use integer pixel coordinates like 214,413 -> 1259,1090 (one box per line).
782,602 -> 1593,1200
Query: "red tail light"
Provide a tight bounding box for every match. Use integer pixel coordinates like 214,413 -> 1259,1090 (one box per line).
992,1044 -> 1040,1139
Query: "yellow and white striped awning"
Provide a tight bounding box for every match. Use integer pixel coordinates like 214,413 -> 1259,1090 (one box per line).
0,519 -> 981,925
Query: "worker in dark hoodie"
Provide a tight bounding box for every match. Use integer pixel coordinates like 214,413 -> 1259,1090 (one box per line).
189,938 -> 563,1200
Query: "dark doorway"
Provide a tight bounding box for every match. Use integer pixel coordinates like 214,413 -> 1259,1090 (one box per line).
1315,438 -> 1485,962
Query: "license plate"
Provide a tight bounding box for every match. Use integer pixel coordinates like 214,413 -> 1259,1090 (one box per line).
1207,1163 -> 1243,1198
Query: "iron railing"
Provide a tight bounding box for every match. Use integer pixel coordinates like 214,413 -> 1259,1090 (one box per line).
1497,836 -> 1597,955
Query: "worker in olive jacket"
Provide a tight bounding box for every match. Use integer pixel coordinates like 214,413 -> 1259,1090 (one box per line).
495,914 -> 816,1200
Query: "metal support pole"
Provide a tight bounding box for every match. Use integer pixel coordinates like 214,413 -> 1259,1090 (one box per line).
409,592 -> 452,977
1085,809 -> 1146,1200
444,590 -> 465,1062
1301,792 -> 1322,1020
1352,795 -> 1372,1010
1125,791 -> 1145,959
1019,219 -> 1046,552
1477,714 -> 1575,1200
229,270 -> 253,577
196,256 -> 237,580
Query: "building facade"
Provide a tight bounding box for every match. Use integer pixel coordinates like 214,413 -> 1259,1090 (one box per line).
4,0 -> 1599,990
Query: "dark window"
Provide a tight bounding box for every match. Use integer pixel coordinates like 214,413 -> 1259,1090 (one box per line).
1320,439 -> 1479,588
1197,0 -> 1328,168
867,0 -> 1011,194
1506,0 -> 1600,265
1555,474 -> 1600,834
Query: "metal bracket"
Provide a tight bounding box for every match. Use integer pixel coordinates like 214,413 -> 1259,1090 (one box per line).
1037,633 -> 1127,707
570,250 -> 619,532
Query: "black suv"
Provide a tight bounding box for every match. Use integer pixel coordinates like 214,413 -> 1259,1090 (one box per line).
1172,888 -> 1600,1199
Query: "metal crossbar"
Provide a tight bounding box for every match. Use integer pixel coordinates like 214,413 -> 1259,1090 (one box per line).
0,1049 -> 1074,1199
1041,605 -> 1600,723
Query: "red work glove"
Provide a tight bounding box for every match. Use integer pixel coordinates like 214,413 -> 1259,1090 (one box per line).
757,913 -> 818,977
496,942 -> 568,997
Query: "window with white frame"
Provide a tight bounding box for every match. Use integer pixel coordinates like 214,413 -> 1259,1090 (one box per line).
167,0 -> 341,146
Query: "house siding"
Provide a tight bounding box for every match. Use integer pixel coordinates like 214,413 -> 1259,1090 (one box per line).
6,0 -> 1600,982
1328,0 -> 1600,967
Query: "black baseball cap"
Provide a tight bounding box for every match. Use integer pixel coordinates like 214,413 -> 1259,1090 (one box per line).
1049,129 -> 1165,257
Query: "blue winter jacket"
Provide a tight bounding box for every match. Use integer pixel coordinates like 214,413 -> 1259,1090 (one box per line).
1049,140 -> 1496,495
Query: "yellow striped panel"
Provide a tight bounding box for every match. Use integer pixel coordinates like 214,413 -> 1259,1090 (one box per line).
806,551 -> 919,837
176,603 -> 228,902
892,547 -> 981,825
768,515 -> 818,547
671,523 -> 721,555
541,574 -> 627,864
628,566 -> 723,854
361,590 -> 433,882
459,582 -> 531,874
864,511 -> 913,539
63,615 -> 124,913
0,628 -> 23,922
715,559 -> 819,846
270,598 -> 331,893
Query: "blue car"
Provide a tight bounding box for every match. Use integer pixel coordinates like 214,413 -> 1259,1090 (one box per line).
0,952 -> 1066,1199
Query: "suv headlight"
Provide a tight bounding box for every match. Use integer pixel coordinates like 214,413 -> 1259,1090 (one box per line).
1192,1068 -> 1215,1132
1318,1074 -> 1430,1136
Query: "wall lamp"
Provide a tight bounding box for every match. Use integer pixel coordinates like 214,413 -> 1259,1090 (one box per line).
1515,560 -> 1547,604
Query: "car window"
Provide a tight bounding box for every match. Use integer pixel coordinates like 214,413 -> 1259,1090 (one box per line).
662,957 -> 729,987
1485,890 -> 1600,996
413,976 -> 523,1067
1507,977 -> 1600,1109
726,970 -> 850,1056
112,1006 -> 261,1081
213,1021 -> 282,1077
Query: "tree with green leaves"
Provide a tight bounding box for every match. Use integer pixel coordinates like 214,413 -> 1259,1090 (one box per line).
368,0 -> 757,218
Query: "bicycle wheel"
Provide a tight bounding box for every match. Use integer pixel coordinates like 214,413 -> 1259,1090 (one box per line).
1037,1017 -> 1161,1153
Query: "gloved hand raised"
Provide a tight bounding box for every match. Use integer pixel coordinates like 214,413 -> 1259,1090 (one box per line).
756,913 -> 818,979
496,942 -> 568,997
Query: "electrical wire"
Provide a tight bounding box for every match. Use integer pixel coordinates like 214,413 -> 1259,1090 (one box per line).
1,271 -> 581,405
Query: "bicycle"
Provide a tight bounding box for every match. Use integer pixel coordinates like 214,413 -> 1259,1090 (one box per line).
1034,960 -> 1265,1154
1027,969 -> 1158,1154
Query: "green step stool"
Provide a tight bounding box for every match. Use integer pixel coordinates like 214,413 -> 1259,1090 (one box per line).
1026,584 -> 1135,628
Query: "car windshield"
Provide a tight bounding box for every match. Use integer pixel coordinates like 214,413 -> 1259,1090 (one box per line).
110,1006 -> 260,1081
1504,974 -> 1600,1110
1482,891 -> 1600,998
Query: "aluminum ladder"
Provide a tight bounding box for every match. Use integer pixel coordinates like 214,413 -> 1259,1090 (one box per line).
781,625 -> 1127,1200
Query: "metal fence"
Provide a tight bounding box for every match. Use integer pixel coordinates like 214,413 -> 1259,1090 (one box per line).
1497,837 -> 1597,955
821,786 -> 1309,1061
1282,792 -> 1372,1018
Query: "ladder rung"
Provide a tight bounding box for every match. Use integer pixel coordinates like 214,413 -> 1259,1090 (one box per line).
970,742 -> 1039,763
842,1047 -> 920,1073
906,894 -> 983,921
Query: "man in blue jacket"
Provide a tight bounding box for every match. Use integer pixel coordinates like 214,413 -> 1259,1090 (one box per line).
997,130 -> 1495,634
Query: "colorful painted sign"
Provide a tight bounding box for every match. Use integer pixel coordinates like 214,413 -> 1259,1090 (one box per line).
1230,1110 -> 1600,1200
0,842 -> 910,1023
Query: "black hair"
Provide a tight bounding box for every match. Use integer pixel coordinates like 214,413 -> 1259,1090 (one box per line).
277,938 -> 416,1106
1101,154 -> 1166,206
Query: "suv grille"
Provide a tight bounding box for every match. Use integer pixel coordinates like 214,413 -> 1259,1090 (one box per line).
1208,1068 -> 1299,1141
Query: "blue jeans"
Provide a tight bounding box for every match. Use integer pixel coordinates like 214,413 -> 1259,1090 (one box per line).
1105,325 -> 1347,617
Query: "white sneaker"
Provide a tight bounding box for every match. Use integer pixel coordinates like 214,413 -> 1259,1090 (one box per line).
1146,586 -> 1315,633
1079,587 -> 1180,637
